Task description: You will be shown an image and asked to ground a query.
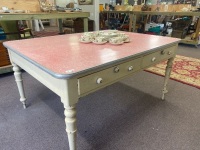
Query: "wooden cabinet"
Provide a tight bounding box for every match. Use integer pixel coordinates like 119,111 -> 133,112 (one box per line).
0,41 -> 12,74
0,41 -> 11,67
73,18 -> 94,33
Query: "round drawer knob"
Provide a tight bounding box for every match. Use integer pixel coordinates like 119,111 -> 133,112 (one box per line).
114,67 -> 120,73
151,57 -> 156,62
128,66 -> 133,71
96,78 -> 103,84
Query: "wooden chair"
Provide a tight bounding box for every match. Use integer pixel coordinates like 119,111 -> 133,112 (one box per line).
0,20 -> 33,40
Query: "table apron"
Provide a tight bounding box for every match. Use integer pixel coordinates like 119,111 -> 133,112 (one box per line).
7,43 -> 177,105
78,45 -> 177,97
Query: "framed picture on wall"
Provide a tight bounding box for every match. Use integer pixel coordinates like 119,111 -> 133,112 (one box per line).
78,0 -> 93,5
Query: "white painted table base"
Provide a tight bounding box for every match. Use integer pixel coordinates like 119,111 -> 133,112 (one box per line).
4,32 -> 180,150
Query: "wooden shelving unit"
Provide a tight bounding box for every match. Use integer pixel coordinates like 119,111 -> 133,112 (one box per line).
101,10 -> 200,47
130,11 -> 200,47
100,11 -> 134,32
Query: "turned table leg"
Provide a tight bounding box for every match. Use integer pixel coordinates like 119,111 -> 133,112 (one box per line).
13,63 -> 27,108
64,105 -> 77,150
162,57 -> 174,100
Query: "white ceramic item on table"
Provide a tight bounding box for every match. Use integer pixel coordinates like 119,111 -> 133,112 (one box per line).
109,37 -> 124,44
110,41 -> 124,45
124,38 -> 131,43
80,35 -> 92,43
92,40 -> 107,45
122,35 -> 130,42
94,31 -> 104,37
118,33 -> 129,40
80,40 -> 91,43
118,33 -> 126,36
100,32 -> 118,41
83,32 -> 94,38
101,32 -> 118,37
93,36 -> 106,43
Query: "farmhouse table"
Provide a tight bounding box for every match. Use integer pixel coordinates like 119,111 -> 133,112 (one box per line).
3,32 -> 180,150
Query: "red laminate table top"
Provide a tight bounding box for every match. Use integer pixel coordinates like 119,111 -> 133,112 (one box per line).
3,32 -> 180,79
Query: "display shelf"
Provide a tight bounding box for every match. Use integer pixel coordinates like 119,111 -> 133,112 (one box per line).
131,11 -> 200,47
101,10 -> 200,47
100,11 -> 134,32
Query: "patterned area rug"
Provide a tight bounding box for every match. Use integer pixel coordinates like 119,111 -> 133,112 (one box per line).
145,55 -> 200,89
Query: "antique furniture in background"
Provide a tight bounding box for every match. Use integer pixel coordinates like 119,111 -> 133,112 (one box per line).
63,18 -> 94,33
101,9 -> 200,47
0,21 -> 33,40
0,41 -> 11,68
130,11 -> 200,47
73,18 -> 94,33
0,12 -> 90,74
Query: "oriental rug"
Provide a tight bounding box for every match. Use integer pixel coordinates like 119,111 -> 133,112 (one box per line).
145,55 -> 200,89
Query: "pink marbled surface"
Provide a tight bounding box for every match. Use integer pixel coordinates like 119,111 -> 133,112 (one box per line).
4,32 -> 180,77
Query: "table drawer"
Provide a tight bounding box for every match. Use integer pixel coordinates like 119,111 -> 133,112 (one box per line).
142,46 -> 176,68
78,57 -> 142,95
